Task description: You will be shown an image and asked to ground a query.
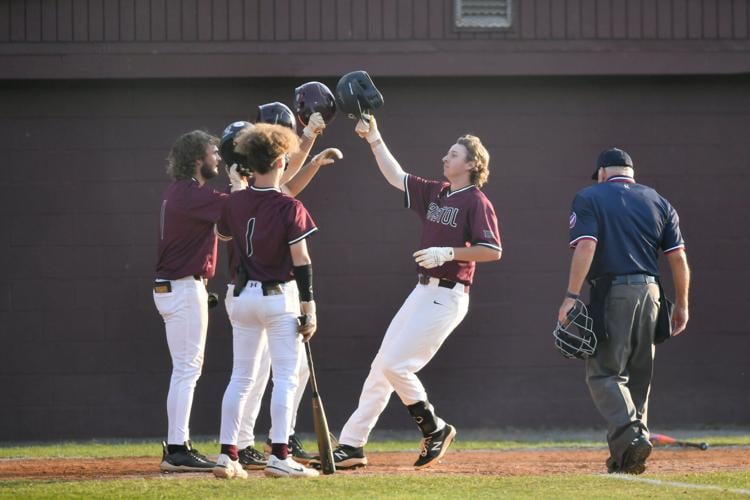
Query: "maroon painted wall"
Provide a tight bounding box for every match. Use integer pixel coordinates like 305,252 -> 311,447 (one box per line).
0,75 -> 748,441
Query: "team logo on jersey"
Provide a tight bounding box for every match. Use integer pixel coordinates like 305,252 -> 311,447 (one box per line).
426,203 -> 459,228
569,211 -> 577,229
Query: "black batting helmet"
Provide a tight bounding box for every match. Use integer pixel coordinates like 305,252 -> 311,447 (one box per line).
257,102 -> 295,130
293,81 -> 337,126
219,120 -> 253,176
335,70 -> 384,121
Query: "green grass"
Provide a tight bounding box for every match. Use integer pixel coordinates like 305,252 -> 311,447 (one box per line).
1,434 -> 748,459
0,472 -> 748,499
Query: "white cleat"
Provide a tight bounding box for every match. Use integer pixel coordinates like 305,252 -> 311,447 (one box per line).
264,455 -> 320,478
213,453 -> 249,479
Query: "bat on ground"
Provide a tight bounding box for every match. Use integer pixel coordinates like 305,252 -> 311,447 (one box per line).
300,324 -> 336,475
651,433 -> 709,450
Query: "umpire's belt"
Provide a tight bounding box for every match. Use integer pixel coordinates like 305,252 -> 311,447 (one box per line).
417,274 -> 469,293
610,274 -> 657,286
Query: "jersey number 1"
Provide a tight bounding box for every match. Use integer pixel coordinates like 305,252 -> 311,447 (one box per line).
245,218 -> 256,257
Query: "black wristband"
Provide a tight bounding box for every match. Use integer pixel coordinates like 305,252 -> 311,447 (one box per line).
293,264 -> 314,302
565,291 -> 580,300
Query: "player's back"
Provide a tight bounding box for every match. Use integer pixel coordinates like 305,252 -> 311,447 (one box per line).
223,186 -> 308,283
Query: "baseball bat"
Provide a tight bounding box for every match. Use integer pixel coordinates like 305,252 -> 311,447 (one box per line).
651,433 -> 709,450
304,340 -> 336,474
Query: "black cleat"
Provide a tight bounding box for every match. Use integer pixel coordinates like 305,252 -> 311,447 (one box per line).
414,424 -> 456,469
309,444 -> 368,470
288,434 -> 315,464
620,435 -> 652,475
238,445 -> 267,470
160,440 -> 216,473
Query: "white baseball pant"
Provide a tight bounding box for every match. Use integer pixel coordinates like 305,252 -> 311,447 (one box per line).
224,284 -> 310,448
153,276 -> 209,445
219,281 -> 303,446
339,279 -> 469,448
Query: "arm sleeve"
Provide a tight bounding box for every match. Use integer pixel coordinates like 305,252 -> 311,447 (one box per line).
568,193 -> 598,247
404,174 -> 442,214
660,202 -> 685,254
470,197 -> 502,251
287,199 -> 318,245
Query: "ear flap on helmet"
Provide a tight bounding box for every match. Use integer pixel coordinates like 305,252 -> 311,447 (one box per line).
335,70 -> 384,121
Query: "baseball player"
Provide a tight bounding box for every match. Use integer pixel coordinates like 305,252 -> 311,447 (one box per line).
311,117 -> 502,470
212,123 -> 320,479
557,148 -> 690,474
154,130 -> 246,472
219,112 -> 339,469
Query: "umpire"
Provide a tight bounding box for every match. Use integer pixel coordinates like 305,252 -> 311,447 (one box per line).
557,148 -> 690,474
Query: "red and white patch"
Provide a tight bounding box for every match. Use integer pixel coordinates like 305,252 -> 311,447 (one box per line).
569,211 -> 577,229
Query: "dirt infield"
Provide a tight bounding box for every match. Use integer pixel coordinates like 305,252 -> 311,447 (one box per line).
1,448 -> 748,481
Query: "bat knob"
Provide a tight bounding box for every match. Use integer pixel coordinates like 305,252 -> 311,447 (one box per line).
700,443 -> 709,450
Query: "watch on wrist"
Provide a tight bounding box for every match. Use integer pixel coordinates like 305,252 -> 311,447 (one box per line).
565,291 -> 580,300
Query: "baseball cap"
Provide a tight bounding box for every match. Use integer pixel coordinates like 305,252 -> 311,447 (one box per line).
592,147 -> 633,180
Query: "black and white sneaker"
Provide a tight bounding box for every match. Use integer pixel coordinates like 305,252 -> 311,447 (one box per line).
160,441 -> 216,473
238,445 -> 267,470
414,424 -> 457,469
309,444 -> 368,470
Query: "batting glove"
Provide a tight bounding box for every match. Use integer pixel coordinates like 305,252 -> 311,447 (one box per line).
303,112 -> 326,138
228,164 -> 248,192
355,115 -> 381,144
298,300 -> 317,342
413,247 -> 455,269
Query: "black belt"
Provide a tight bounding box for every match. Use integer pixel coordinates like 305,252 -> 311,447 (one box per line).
261,282 -> 284,296
417,274 -> 468,292
193,275 -> 201,280
610,274 -> 656,286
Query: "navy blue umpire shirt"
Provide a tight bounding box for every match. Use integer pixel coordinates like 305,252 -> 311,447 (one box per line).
568,175 -> 685,280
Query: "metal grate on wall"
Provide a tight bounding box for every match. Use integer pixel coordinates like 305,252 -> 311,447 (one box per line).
455,0 -> 512,29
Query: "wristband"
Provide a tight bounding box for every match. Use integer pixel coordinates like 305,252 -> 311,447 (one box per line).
565,291 -> 580,300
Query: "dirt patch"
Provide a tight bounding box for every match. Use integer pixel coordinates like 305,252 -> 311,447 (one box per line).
1,448 -> 748,481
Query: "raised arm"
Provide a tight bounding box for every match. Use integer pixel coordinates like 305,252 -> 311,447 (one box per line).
282,148 -> 343,198
355,116 -> 407,191
280,112 -> 326,185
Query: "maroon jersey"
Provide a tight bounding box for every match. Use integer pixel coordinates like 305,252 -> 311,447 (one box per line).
155,178 -> 228,280
216,185 -> 317,283
405,174 -> 501,285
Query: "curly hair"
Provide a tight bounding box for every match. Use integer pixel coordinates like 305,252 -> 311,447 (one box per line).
234,123 -> 300,175
166,130 -> 218,180
457,135 -> 490,188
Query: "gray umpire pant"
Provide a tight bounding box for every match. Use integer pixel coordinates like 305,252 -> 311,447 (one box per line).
585,281 -> 660,466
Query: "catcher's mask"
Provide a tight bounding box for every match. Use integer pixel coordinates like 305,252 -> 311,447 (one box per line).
257,102 -> 295,130
553,300 -> 598,359
219,120 -> 253,177
335,70 -> 384,121
293,81 -> 337,126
